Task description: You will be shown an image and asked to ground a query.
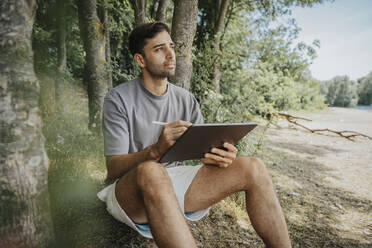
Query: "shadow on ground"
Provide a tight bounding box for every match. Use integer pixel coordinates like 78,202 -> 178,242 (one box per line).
264,146 -> 372,248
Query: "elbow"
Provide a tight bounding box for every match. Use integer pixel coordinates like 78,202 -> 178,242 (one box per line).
106,155 -> 130,181
107,169 -> 117,181
106,158 -> 118,181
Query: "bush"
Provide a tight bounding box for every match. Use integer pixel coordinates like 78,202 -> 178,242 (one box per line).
357,71 -> 372,106
322,76 -> 358,107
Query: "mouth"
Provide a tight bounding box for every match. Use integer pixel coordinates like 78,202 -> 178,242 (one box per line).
164,63 -> 175,69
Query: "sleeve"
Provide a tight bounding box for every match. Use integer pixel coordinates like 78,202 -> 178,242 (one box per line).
190,93 -> 204,124
102,93 -> 130,156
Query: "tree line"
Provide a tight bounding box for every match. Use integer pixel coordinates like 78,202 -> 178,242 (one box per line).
320,71 -> 372,108
1,0 -> 329,246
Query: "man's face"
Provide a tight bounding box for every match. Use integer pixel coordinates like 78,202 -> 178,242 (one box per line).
140,30 -> 176,78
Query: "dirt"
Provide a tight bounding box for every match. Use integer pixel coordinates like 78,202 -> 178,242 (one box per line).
262,107 -> 372,247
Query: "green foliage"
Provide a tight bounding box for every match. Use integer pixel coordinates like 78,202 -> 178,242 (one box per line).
107,0 -> 141,85
66,21 -> 85,78
33,0 -> 58,74
357,71 -> 372,105
33,0 -> 81,76
33,0 -> 139,84
321,76 -> 358,107
191,9 -> 324,129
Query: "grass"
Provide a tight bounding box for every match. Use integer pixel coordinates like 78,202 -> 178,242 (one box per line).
42,77 -> 371,247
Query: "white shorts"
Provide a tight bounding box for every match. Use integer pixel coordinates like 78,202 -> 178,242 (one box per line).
97,164 -> 210,239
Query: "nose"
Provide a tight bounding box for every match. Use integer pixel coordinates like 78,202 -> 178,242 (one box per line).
165,45 -> 175,60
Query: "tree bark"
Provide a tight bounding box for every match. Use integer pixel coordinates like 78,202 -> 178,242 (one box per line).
101,1 -> 113,90
169,0 -> 198,90
130,0 -> 146,26
56,0 -> 67,113
0,0 -> 54,247
211,0 -> 229,93
155,0 -> 170,23
77,0 -> 108,132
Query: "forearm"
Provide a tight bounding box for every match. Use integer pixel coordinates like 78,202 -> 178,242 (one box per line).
106,144 -> 160,180
106,120 -> 191,180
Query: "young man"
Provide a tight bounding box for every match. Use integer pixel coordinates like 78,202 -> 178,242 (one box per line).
97,22 -> 291,248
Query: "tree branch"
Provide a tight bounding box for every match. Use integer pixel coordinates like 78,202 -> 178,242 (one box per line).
277,112 -> 372,141
155,0 -> 169,22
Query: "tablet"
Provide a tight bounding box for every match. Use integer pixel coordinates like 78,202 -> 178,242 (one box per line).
159,123 -> 257,163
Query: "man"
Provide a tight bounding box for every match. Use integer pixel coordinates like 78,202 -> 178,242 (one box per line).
97,22 -> 291,248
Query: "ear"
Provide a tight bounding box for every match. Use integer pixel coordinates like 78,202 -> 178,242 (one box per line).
134,53 -> 146,68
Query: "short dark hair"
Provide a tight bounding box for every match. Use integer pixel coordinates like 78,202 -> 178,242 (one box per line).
128,22 -> 170,56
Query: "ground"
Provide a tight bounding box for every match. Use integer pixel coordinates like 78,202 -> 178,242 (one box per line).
44,80 -> 372,247
262,107 -> 372,247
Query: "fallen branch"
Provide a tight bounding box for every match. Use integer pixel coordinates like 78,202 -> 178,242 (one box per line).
277,112 -> 372,141
278,112 -> 312,122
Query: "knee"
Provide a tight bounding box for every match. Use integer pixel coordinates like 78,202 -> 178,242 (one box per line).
234,157 -> 272,187
136,161 -> 171,194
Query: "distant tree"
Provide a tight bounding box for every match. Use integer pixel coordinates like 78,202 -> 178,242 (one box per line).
101,0 -> 113,90
324,76 -> 358,107
210,0 -> 230,93
130,0 -> 146,26
56,0 -> 67,113
77,0 -> 110,132
0,0 -> 54,246
155,0 -> 170,22
357,71 -> 372,105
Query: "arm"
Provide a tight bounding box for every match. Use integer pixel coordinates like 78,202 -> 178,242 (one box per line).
106,144 -> 158,180
106,120 -> 192,180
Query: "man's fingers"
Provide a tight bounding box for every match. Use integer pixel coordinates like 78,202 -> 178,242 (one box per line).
171,126 -> 187,134
166,120 -> 192,128
201,158 -> 229,168
210,147 -> 236,160
204,152 -> 232,164
172,131 -> 186,140
223,142 -> 238,153
200,158 -> 213,164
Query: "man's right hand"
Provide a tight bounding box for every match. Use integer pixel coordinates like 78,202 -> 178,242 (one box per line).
151,120 -> 192,161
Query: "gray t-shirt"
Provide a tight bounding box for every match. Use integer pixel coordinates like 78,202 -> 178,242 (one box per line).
102,78 -> 203,167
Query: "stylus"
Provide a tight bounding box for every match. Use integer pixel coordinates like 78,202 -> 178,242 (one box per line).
152,121 -> 167,125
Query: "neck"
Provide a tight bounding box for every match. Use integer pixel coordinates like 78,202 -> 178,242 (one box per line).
141,72 -> 168,96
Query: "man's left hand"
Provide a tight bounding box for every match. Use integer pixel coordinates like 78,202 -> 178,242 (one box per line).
201,142 -> 238,168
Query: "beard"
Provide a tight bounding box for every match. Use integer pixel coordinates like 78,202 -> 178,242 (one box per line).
145,59 -> 176,79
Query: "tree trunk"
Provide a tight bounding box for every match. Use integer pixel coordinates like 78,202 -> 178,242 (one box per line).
77,0 -> 108,132
169,0 -> 198,90
155,0 -> 170,23
130,0 -> 146,26
101,1 -> 113,90
0,0 -> 54,247
211,0 -> 229,93
56,0 -> 67,113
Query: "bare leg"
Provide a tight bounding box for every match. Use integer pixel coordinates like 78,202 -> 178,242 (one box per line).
185,157 -> 291,248
115,161 -> 196,247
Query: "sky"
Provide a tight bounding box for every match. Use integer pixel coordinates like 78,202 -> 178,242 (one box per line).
290,0 -> 372,81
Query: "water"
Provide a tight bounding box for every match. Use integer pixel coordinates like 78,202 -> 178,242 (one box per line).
355,105 -> 372,111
